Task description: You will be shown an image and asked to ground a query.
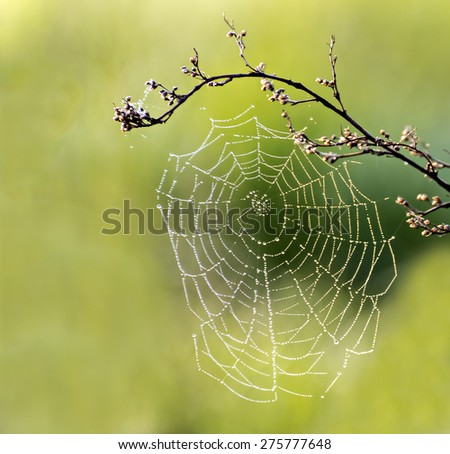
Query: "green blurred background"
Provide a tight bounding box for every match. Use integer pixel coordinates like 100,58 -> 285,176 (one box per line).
1,0 -> 449,433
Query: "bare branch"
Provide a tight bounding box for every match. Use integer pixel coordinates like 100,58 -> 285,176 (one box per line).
113,22 -> 450,236
223,15 -> 256,72
327,35 -> 345,112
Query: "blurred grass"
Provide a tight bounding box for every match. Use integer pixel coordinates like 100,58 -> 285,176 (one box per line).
0,0 -> 449,433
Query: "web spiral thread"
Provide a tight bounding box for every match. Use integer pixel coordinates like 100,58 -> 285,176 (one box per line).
157,107 -> 397,402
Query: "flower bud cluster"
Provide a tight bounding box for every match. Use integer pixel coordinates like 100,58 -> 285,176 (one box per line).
261,78 -> 274,91
315,77 -> 335,87
268,88 -> 289,104
113,96 -> 151,132
159,86 -> 179,106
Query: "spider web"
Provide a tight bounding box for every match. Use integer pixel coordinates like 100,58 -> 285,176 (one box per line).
156,107 -> 397,402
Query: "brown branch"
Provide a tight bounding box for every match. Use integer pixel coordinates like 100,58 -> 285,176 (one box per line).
113,19 -> 450,236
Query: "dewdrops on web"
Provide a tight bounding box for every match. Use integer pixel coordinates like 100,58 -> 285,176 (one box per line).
156,107 -> 397,402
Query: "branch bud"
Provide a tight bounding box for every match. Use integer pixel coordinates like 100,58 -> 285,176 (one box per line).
431,196 -> 442,206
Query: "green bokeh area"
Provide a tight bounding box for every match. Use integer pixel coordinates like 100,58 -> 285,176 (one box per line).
1,0 -> 450,433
